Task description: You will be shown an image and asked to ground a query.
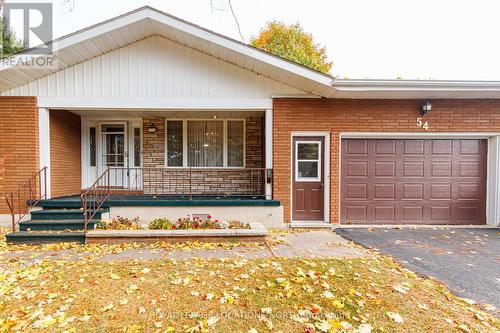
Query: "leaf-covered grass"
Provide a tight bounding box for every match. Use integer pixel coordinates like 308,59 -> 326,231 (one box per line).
0,251 -> 498,332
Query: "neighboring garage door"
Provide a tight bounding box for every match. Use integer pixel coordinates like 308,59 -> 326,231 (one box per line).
341,139 -> 487,225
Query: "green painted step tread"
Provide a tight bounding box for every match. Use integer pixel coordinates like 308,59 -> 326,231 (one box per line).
31,209 -> 108,213
6,231 -> 85,237
6,231 -> 86,244
19,219 -> 99,224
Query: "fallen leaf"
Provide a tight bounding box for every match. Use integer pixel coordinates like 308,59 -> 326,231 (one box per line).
387,311 -> 404,323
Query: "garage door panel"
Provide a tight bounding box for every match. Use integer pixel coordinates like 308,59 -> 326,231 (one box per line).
458,184 -> 481,199
403,140 -> 425,155
402,184 -> 424,200
345,205 -> 367,221
403,206 -> 424,221
346,184 -> 367,200
375,140 -> 396,155
374,184 -> 395,200
430,184 -> 452,200
430,140 -> 453,155
431,162 -> 453,177
403,162 -> 424,177
459,140 -> 481,155
346,140 -> 368,155
375,206 -> 395,221
346,161 -> 367,177
374,161 -> 396,177
341,139 -> 486,225
459,162 -> 481,177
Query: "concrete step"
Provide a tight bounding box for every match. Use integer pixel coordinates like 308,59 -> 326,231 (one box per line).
6,231 -> 86,244
19,219 -> 98,231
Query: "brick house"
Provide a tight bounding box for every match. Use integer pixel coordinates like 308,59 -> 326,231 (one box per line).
1,6 -> 499,238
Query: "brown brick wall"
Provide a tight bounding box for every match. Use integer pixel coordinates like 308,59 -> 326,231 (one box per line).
0,97 -> 39,214
50,111 -> 81,198
273,99 -> 500,223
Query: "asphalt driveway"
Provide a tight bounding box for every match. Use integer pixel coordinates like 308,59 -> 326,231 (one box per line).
336,227 -> 500,309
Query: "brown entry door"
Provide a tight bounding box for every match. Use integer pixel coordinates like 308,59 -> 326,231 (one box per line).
341,139 -> 487,225
292,137 -> 325,221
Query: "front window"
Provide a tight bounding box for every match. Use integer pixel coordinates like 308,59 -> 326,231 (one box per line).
166,120 -> 244,167
166,121 -> 183,166
188,120 -> 223,167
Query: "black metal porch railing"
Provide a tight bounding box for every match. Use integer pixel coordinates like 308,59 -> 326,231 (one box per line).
4,167 -> 48,232
107,167 -> 267,198
81,167 -> 111,233
80,167 -> 267,232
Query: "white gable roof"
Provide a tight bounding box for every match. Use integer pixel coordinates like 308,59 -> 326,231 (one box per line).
2,6 -> 500,100
0,6 -> 333,97
3,35 -> 306,101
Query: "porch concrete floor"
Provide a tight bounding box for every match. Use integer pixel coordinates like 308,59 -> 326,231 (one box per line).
1,231 -> 371,263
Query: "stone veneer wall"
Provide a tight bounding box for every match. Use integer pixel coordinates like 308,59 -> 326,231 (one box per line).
245,116 -> 264,168
142,117 -> 165,168
141,116 -> 264,196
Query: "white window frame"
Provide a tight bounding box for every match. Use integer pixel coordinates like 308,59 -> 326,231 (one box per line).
165,118 -> 246,168
295,140 -> 322,182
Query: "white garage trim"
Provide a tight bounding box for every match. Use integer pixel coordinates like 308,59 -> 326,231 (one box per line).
290,131 -> 330,224
339,132 -> 500,227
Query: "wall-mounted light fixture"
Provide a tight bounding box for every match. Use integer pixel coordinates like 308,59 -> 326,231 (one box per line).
148,123 -> 158,133
420,101 -> 432,116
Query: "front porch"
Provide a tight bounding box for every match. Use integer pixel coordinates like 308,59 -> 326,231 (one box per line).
72,109 -> 272,200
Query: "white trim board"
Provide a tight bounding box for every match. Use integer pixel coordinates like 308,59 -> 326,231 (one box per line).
290,131 -> 331,223
38,98 -> 273,110
339,132 -> 500,227
38,108 -> 51,198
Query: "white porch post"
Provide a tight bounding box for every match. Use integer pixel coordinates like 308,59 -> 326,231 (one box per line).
265,109 -> 273,199
38,108 -> 51,198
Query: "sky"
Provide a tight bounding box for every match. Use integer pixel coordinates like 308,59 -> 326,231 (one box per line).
5,0 -> 500,80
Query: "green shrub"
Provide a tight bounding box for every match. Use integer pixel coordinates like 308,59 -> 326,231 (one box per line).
149,218 -> 173,230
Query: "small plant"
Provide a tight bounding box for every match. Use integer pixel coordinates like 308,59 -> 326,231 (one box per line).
98,216 -> 142,230
228,220 -> 250,229
147,215 -> 250,230
149,218 -> 173,230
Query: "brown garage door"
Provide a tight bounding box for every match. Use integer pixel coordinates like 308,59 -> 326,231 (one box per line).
341,139 -> 487,225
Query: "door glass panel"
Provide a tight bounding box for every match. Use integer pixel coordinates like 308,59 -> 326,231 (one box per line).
298,161 -> 318,178
296,141 -> 321,181
102,124 -> 125,167
133,127 -> 141,167
298,143 -> 319,160
89,127 -> 96,167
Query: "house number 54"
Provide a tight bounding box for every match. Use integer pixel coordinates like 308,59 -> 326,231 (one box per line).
416,118 -> 429,130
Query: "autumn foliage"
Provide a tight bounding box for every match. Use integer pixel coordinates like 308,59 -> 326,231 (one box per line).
250,21 -> 332,74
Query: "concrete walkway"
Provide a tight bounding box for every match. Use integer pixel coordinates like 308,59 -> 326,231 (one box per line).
1,231 -> 371,263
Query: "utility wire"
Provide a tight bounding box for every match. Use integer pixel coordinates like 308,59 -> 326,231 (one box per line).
228,0 -> 244,42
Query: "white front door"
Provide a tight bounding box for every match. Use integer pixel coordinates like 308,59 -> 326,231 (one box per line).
99,122 -> 128,187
